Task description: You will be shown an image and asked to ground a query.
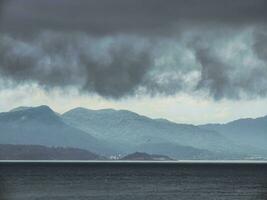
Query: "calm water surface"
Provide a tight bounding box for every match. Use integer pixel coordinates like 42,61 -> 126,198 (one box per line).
1,162 -> 267,200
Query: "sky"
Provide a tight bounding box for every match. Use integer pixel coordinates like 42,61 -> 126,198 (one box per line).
0,0 -> 267,124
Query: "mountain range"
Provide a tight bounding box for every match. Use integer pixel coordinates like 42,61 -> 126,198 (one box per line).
0,105 -> 266,160
0,106 -> 115,156
200,116 -> 267,151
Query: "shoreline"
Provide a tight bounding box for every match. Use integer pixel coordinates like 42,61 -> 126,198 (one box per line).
1,160 -> 267,164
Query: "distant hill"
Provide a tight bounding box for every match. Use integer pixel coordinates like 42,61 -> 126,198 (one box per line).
0,106 -> 115,156
136,142 -> 237,160
1,105 -> 266,160
121,152 -> 173,161
200,115 -> 267,151
0,144 -> 105,160
62,107 -> 247,156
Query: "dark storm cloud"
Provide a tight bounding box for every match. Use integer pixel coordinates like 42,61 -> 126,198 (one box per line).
0,0 -> 267,100
192,34 -> 267,100
0,33 -> 153,98
195,47 -> 233,100
1,29 -> 267,100
253,29 -> 267,62
0,0 -> 267,35
79,39 -> 152,98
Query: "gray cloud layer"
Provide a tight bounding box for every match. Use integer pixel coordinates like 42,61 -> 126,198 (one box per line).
0,33 -> 154,98
0,1 -> 267,100
1,29 -> 267,100
0,0 -> 267,35
194,42 -> 267,100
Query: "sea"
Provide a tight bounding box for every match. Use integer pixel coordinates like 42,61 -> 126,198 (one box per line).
1,161 -> 267,200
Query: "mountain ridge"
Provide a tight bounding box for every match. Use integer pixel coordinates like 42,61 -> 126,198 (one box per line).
1,105 -> 267,160
62,106 -> 249,158
0,106 -> 116,156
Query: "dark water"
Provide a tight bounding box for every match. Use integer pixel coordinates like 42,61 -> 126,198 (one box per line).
1,162 -> 267,200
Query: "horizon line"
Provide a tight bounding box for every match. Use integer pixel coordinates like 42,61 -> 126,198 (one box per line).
1,160 -> 267,164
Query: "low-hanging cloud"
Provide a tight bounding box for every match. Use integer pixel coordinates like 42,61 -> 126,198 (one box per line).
253,29 -> 267,63
0,29 -> 267,100
0,33 -> 154,98
191,29 -> 267,99
0,1 -> 267,100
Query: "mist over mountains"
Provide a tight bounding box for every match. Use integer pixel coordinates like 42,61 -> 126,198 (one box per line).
0,105 -> 266,160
